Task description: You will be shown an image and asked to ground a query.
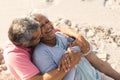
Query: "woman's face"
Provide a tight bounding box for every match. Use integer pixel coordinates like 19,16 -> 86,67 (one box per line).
36,15 -> 55,42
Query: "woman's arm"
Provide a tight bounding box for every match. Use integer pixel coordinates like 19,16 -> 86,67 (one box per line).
59,27 -> 90,54
86,52 -> 120,80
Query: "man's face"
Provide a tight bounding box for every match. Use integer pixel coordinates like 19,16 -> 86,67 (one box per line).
30,28 -> 41,47
36,15 -> 55,42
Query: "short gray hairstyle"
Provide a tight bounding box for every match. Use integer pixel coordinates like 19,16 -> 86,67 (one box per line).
8,17 -> 41,46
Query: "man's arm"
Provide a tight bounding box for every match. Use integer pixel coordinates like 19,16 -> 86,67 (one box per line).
29,52 -> 81,80
86,52 -> 120,80
27,69 -> 66,80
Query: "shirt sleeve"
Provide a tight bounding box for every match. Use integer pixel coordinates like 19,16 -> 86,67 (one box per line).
6,51 -> 39,80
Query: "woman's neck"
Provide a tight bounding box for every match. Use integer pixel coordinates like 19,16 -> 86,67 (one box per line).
42,38 -> 56,47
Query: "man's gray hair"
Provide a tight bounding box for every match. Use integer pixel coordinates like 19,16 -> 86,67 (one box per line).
8,17 -> 40,46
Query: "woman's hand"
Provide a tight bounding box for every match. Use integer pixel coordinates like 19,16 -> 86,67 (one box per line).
75,37 -> 90,54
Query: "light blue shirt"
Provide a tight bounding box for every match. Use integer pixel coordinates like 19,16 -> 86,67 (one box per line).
33,32 -> 101,80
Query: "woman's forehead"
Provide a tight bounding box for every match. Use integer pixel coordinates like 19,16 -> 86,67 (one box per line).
36,14 -> 47,19
37,15 -> 47,21
37,16 -> 49,24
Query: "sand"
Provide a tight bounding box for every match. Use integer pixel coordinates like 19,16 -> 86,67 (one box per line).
0,0 -> 120,79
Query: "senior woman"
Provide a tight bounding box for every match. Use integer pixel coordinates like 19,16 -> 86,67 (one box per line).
31,12 -> 120,80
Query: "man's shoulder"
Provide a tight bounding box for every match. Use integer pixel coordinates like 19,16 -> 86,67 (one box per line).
4,43 -> 31,64
4,40 -> 31,57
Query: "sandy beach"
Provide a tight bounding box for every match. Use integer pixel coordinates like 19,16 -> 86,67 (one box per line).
0,0 -> 120,79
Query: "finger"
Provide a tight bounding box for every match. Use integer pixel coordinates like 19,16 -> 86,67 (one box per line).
65,54 -> 71,67
63,59 -> 70,72
61,59 -> 68,72
58,53 -> 70,72
62,54 -> 70,72
58,56 -> 64,71
67,48 -> 73,61
58,62 -> 61,71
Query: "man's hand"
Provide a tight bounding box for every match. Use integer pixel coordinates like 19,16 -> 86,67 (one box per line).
67,47 -> 82,68
58,53 -> 71,72
58,48 -> 82,72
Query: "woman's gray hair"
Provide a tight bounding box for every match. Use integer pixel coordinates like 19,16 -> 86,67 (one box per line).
8,17 -> 41,46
